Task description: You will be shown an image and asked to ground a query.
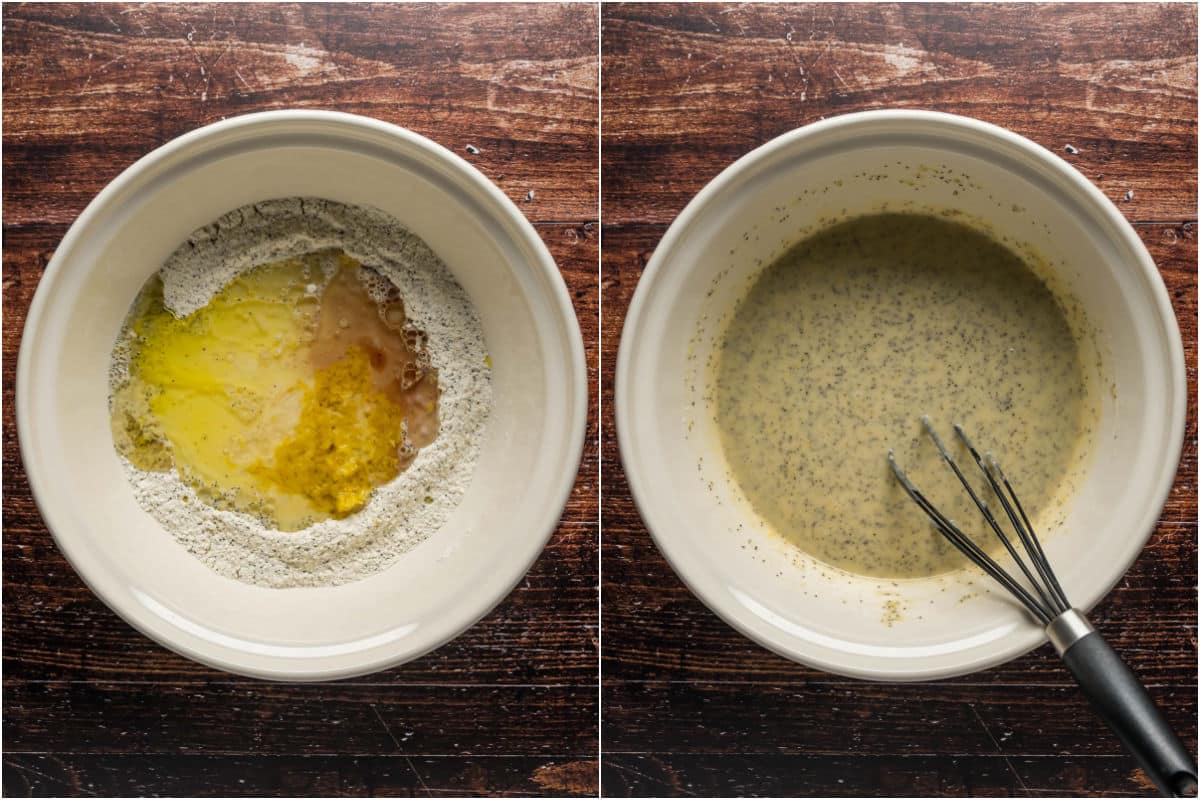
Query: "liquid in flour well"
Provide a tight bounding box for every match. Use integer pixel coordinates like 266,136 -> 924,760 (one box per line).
110,248 -> 440,532
713,213 -> 1096,579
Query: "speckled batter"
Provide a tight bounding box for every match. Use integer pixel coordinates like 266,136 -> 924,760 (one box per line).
714,213 -> 1094,579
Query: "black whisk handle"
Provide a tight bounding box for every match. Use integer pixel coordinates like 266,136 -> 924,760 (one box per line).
1050,611 -> 1197,797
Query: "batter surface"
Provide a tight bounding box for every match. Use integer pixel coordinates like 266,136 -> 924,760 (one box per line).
713,213 -> 1094,578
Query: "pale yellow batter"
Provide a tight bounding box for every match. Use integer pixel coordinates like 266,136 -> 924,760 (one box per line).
713,213 -> 1094,578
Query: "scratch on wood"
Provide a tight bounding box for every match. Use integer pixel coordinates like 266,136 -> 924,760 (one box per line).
531,760 -> 599,795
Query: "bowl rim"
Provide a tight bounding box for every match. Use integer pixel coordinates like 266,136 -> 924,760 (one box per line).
614,108 -> 1187,681
16,109 -> 589,681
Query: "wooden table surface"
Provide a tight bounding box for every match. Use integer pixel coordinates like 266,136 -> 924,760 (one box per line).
2,4 -> 598,797
601,4 -> 1197,797
4,2 -> 1197,798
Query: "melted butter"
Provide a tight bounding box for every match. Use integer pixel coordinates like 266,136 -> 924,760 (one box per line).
713,213 -> 1095,579
111,249 -> 439,531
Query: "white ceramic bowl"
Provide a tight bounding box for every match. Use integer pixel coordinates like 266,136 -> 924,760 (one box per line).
616,110 -> 1185,681
18,110 -> 587,680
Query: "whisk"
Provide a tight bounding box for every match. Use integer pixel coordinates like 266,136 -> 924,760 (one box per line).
889,418 -> 1197,798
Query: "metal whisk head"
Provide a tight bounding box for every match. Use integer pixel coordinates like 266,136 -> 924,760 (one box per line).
889,417 -> 1196,797
887,416 -> 1070,624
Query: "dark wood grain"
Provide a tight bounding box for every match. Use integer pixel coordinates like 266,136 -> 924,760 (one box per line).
600,4 -> 1197,798
3,3 -> 598,225
2,4 -> 598,798
602,3 -> 1196,225
4,682 -> 596,756
2,754 -> 600,798
602,754 -> 1171,798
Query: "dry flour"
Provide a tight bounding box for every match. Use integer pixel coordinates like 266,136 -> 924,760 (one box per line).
109,197 -> 492,588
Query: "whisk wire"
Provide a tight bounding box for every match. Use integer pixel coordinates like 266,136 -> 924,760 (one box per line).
891,420 -> 1197,796
887,451 -> 1053,624
985,453 -> 1071,612
943,423 -> 1067,615
919,417 -> 1060,617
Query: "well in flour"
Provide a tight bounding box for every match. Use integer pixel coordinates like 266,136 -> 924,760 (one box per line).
107,198 -> 492,588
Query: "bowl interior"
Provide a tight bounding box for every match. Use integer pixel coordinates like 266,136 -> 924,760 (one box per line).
18,113 -> 585,679
618,112 -> 1184,680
